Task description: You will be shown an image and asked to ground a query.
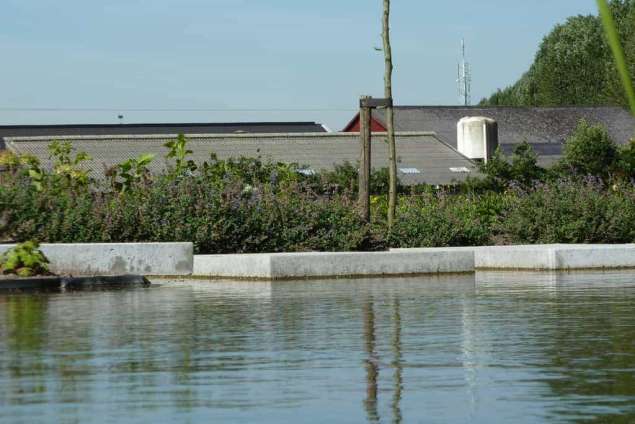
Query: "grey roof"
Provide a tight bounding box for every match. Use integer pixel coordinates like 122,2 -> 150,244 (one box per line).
371,106 -> 635,161
6,132 -> 478,186
0,121 -> 328,140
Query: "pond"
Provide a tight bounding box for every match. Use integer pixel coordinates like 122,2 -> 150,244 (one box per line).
1,272 -> 635,423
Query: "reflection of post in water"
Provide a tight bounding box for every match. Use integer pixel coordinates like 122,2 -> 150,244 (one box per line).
363,299 -> 379,423
391,299 -> 403,424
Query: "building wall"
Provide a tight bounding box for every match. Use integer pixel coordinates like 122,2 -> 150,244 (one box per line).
342,115 -> 386,132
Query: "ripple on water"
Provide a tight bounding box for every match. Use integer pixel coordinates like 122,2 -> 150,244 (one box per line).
1,271 -> 635,423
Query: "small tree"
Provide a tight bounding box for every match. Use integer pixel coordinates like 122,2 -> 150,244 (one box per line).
561,119 -> 618,178
479,147 -> 512,191
382,0 -> 398,229
510,141 -> 545,186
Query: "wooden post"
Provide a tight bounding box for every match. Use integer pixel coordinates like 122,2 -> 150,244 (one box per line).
359,96 -> 372,222
382,0 -> 397,229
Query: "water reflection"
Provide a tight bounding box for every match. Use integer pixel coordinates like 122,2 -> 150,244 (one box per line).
391,299 -> 403,424
363,299 -> 379,423
0,272 -> 635,423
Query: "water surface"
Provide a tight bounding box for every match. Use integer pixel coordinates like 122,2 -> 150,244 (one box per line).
1,272 -> 635,423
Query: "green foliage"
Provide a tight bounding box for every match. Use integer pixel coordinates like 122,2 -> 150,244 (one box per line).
48,140 -> 92,187
0,170 -> 376,253
0,151 -> 21,169
0,152 -> 46,191
510,141 -> 545,186
478,148 -> 513,190
498,178 -> 635,244
109,153 -> 155,193
386,191 -> 509,247
318,161 -> 402,195
561,119 -> 619,178
481,1 -> 635,107
164,134 -> 196,175
201,154 -> 300,189
616,138 -> 635,179
3,133 -> 635,253
460,143 -> 545,192
0,241 -> 50,277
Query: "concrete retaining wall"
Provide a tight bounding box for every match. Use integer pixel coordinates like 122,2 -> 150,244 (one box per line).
475,244 -> 635,270
1,243 -> 632,280
193,248 -> 475,280
0,243 -> 193,276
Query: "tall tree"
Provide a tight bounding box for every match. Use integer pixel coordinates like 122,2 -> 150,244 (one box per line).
382,0 -> 397,229
480,0 -> 635,108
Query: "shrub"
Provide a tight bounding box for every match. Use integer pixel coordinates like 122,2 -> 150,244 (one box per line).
510,141 -> 545,186
0,172 -> 376,254
616,138 -> 635,180
385,191 -> 509,247
560,119 -> 619,179
3,134 -> 635,253
497,178 -> 635,244
459,143 -> 546,193
0,241 -> 50,277
107,153 -> 155,193
48,140 -> 92,187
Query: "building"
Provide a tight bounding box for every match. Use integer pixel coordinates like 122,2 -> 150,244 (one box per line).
5,132 -> 478,186
343,106 -> 635,165
0,121 -> 329,150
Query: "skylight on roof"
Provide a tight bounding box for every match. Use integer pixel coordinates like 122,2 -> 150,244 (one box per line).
399,168 -> 421,174
449,167 -> 471,173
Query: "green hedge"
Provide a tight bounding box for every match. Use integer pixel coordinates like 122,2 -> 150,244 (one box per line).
2,173 -> 635,252
2,131 -> 635,253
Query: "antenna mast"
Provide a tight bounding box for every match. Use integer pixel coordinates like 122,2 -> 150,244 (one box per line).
457,39 -> 472,106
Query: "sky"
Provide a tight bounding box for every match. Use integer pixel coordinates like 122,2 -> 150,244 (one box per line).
1,0 -> 599,130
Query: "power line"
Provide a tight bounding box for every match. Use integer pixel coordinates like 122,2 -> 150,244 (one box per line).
0,107 -> 356,112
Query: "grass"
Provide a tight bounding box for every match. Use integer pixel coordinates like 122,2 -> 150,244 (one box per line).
597,0 -> 635,116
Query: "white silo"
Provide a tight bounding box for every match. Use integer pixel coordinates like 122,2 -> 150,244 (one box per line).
457,117 -> 499,162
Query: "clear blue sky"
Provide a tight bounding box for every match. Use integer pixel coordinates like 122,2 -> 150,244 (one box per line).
1,0 -> 598,129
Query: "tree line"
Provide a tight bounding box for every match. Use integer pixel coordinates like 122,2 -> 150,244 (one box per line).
480,0 -> 635,107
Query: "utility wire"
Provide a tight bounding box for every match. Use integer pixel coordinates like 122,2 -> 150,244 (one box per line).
0,107 -> 356,112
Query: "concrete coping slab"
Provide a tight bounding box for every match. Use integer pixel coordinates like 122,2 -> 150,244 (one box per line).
1,243 -> 632,280
0,243 -> 193,276
475,244 -> 635,270
194,249 -> 475,280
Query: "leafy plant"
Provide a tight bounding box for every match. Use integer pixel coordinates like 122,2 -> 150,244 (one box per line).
510,141 -> 545,186
109,153 -> 155,193
498,178 -> 635,244
0,241 -> 50,277
0,151 -> 20,169
560,119 -> 619,178
616,138 -> 635,179
164,134 -> 196,175
48,140 -> 92,186
202,153 -> 301,189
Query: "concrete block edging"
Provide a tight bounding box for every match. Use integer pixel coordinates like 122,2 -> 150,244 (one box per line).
0,243 -> 193,276
193,249 -> 476,280
1,243 -> 633,280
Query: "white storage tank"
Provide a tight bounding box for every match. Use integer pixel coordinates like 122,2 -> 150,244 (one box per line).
457,117 -> 499,162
